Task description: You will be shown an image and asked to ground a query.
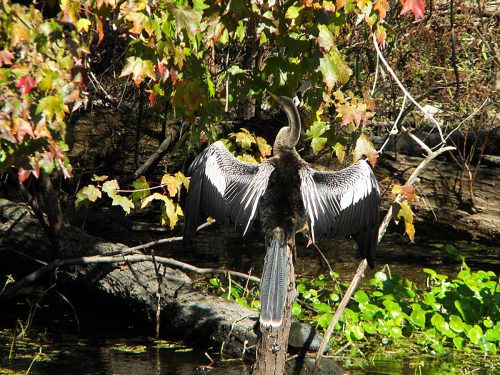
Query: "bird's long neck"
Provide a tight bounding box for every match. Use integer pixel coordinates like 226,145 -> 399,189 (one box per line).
274,97 -> 301,153
281,98 -> 301,148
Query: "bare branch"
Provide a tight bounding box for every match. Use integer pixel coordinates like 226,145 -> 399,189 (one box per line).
372,34 -> 446,144
315,144 -> 456,365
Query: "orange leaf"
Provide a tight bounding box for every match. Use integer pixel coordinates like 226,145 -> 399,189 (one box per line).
374,0 -> 389,20
392,184 -> 418,199
96,17 -> 104,44
12,117 -> 34,142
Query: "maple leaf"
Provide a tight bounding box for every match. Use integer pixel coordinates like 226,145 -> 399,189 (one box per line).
336,103 -> 362,127
392,184 -> 418,199
318,47 -> 352,95
396,201 -> 416,242
16,75 -> 36,95
161,174 -> 182,197
256,136 -> 272,158
317,25 -> 334,53
18,167 -> 31,184
0,49 -> 14,66
12,117 -> 34,142
353,133 -> 379,167
374,0 -> 389,21
400,0 -> 426,20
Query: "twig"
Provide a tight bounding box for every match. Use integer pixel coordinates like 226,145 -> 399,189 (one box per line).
444,98 -> 490,142
127,221 -> 214,252
315,144 -> 456,366
378,94 -> 407,153
314,259 -> 367,365
312,243 -> 333,274
370,54 -> 380,97
449,0 -> 460,102
372,33 -> 446,144
5,252 -> 260,298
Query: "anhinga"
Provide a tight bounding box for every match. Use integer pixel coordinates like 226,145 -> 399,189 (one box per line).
184,96 -> 380,328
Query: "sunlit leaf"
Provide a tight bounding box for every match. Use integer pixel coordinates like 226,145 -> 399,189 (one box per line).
255,136 -> 272,158
400,0 -> 426,20
76,18 -> 92,32
318,47 -> 352,94
36,95 -> 69,122
161,174 -> 182,197
392,183 -> 418,199
111,194 -> 135,214
374,0 -> 389,20
102,179 -> 119,197
396,201 -> 415,242
317,25 -> 334,53
353,133 -> 379,167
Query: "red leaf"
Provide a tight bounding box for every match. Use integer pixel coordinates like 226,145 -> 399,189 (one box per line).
18,167 -> 31,184
400,0 -> 426,20
16,75 -> 36,95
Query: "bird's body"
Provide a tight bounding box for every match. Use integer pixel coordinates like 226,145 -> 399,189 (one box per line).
184,97 -> 380,328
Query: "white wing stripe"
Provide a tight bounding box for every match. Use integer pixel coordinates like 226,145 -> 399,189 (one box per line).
205,153 -> 226,195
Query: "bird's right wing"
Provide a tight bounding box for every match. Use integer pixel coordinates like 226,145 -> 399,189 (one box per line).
299,160 -> 380,266
184,141 -> 274,238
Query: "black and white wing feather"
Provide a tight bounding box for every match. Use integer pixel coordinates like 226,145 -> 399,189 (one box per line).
184,141 -> 274,238
299,160 -> 380,267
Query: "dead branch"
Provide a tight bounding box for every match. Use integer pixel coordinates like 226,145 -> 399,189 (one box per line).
315,143 -> 455,366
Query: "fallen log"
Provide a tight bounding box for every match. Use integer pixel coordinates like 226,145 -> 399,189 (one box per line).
0,198 -> 331,369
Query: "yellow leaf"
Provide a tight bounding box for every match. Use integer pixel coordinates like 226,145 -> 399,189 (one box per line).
397,201 -> 415,242
353,133 -> 379,167
392,184 -> 418,200
161,174 -> 182,197
175,171 -> 190,190
333,142 -> 345,164
76,18 -> 91,32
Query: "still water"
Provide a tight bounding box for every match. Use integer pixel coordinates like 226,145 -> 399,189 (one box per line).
1,226 -> 498,374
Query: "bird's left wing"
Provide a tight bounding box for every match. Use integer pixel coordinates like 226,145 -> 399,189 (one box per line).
184,141 -> 274,238
299,160 -> 380,267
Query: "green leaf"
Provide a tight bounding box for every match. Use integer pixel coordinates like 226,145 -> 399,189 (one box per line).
354,290 -> 369,304
227,65 -> 245,75
449,315 -> 465,333
285,4 -> 303,19
36,95 -> 68,122
111,195 -> 134,214
317,24 -> 334,52
467,325 -> 483,345
292,302 -> 302,316
102,179 -> 119,198
131,176 -> 150,202
171,5 -> 203,39
410,305 -> 426,328
431,313 -> 456,338
75,184 -> 102,208
390,326 -> 402,338
313,301 -> 331,313
350,325 -> 365,340
317,46 -> 352,94
453,336 -> 465,350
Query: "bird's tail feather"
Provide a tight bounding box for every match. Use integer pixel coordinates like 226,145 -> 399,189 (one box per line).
260,228 -> 287,328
